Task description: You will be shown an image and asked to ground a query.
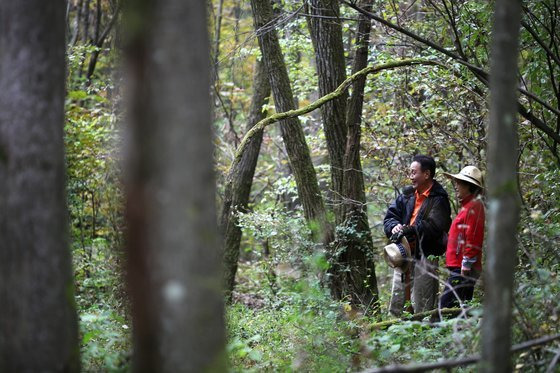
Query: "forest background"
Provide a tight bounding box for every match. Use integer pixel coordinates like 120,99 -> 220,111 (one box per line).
1,0 -> 559,371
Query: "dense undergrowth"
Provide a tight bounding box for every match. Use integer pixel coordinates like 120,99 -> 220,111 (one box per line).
73,201 -> 558,372
70,170 -> 560,371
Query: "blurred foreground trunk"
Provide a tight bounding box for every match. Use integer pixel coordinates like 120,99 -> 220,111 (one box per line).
481,0 -> 522,372
0,0 -> 79,370
124,0 -> 226,371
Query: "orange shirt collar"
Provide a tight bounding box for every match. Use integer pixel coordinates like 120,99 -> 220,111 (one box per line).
415,182 -> 433,199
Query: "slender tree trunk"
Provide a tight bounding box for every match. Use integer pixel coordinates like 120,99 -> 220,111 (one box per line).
213,0 -> 224,73
329,0 -> 379,309
480,1 -> 522,372
82,0 -> 91,44
124,1 -> 226,371
71,0 -> 84,45
306,0 -> 348,225
0,1 -> 80,371
78,0 -> 91,78
250,0 -> 333,242
222,60 -> 271,300
93,0 -> 101,43
86,2 -> 120,85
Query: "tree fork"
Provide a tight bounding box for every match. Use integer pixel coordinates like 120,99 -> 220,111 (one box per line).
228,59 -> 444,175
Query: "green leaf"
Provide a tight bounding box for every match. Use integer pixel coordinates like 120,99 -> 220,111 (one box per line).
68,90 -> 88,100
248,350 -> 262,362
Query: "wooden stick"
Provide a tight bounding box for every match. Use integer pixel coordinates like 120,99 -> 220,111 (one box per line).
369,308 -> 463,330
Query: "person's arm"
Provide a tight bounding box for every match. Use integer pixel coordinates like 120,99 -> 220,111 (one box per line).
461,200 -> 485,274
383,196 -> 405,238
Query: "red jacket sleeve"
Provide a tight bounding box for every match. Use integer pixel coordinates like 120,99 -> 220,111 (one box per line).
462,199 -> 485,269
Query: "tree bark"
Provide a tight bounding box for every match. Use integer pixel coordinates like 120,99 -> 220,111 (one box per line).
480,1 -> 522,372
221,60 -> 270,300
250,0 -> 333,243
82,0 -> 91,44
124,0 -> 226,371
212,0 -> 224,74
329,0 -> 379,309
0,1 -> 80,371
71,0 -> 84,45
306,0 -> 348,224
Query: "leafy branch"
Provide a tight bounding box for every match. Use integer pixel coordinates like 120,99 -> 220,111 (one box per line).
342,0 -> 560,146
228,58 -> 445,176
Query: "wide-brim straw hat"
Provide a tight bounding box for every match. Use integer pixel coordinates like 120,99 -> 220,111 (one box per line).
383,236 -> 412,272
443,165 -> 483,188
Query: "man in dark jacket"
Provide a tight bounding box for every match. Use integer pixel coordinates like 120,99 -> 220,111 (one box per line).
383,155 -> 451,316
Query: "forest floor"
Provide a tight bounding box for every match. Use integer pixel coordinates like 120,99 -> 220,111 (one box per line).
227,260 -> 481,372
76,234 -> 558,372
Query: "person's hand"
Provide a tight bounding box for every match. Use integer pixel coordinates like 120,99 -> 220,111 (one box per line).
391,224 -> 403,234
461,268 -> 471,277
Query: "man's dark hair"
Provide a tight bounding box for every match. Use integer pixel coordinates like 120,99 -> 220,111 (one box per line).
413,155 -> 436,179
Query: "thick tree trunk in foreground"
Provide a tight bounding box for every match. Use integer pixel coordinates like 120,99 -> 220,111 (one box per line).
480,1 -> 522,372
124,1 -> 226,371
250,0 -> 333,242
222,60 -> 271,299
306,0 -> 348,225
0,1 -> 80,371
329,0 -> 379,309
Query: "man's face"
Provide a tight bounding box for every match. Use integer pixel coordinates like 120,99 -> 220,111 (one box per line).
409,161 -> 430,190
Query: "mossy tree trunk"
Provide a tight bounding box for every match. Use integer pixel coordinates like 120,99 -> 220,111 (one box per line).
306,0 -> 348,225
221,59 -> 271,300
306,0 -> 379,308
331,0 -> 379,310
250,0 -> 333,243
124,0 -> 226,371
0,0 -> 80,370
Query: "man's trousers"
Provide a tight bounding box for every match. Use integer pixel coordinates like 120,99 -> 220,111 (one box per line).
389,255 -> 439,316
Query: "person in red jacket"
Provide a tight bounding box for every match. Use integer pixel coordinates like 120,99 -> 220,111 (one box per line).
439,166 -> 485,309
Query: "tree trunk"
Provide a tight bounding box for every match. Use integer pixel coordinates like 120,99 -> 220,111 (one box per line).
480,1 -> 522,372
306,0 -> 348,225
0,1 -> 80,371
71,0 -> 84,45
221,60 -> 271,300
329,0 -> 379,309
82,0 -> 91,44
123,0 -> 226,371
86,2 -> 120,86
250,0 -> 333,243
212,0 -> 224,73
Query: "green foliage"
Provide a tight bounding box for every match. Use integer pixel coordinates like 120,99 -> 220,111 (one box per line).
227,267 -> 362,371
66,30 -> 129,371
80,308 -> 131,372
73,236 -> 130,371
367,314 -> 481,368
